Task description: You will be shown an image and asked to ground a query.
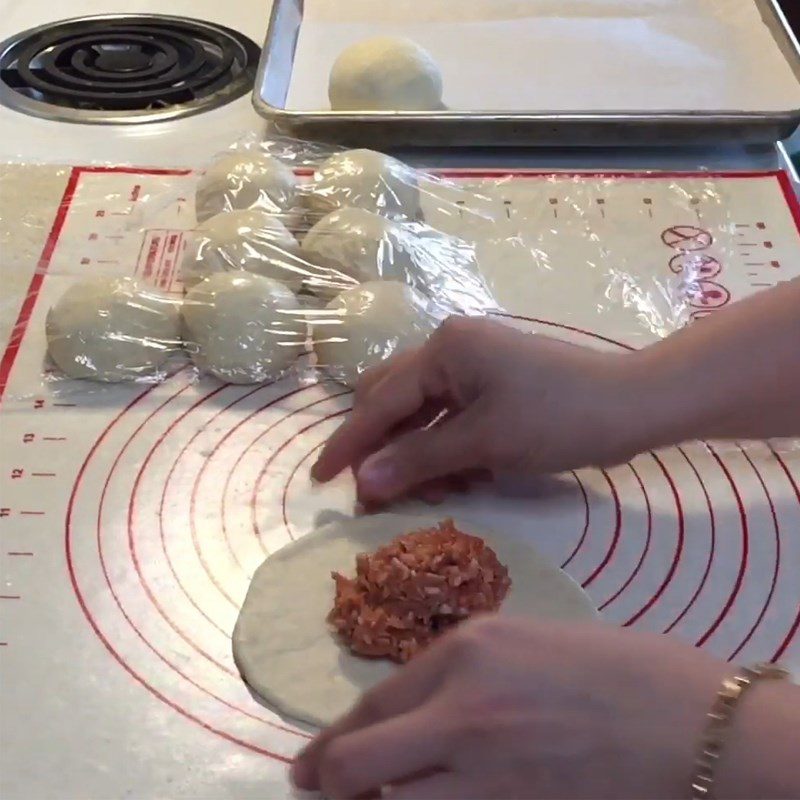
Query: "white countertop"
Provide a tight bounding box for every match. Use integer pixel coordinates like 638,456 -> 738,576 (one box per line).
0,165 -> 70,346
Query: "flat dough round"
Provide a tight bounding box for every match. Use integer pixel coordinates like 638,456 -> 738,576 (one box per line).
329,37 -> 443,112
180,209 -> 303,292
195,152 -> 301,227
304,149 -> 419,219
46,276 -> 181,382
233,511 -> 598,728
182,272 -> 305,384
313,281 -> 439,387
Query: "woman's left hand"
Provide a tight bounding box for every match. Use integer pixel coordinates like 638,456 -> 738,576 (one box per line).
291,616 -> 727,800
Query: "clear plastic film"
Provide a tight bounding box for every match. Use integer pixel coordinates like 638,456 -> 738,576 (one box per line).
1,136 -> 798,406
176,137 -> 505,387
4,144 -> 800,795
3,135 -> 506,397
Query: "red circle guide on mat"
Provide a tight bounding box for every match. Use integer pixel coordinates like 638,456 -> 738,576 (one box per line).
0,167 -> 798,775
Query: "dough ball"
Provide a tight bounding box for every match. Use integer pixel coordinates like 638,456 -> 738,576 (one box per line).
313,281 -> 438,386
329,37 -> 443,112
300,208 -> 492,314
46,276 -> 181,382
301,207 -> 417,294
195,152 -> 301,227
304,149 -> 419,219
181,209 -> 304,292
182,272 -> 305,384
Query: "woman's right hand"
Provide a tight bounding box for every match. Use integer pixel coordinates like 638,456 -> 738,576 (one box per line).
292,616 -> 729,800
312,316 -> 656,506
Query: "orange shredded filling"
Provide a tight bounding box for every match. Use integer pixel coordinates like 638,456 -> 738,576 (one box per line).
328,519 -> 511,663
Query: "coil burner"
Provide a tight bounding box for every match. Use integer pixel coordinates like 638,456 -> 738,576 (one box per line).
0,14 -> 260,123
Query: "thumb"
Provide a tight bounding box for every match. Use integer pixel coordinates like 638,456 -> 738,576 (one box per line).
355,408 -> 486,503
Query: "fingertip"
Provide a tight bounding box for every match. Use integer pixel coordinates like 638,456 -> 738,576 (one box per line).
417,487 -> 446,505
310,449 -> 340,484
290,756 -> 318,791
357,454 -> 398,498
309,458 -> 325,483
353,499 -> 369,516
291,739 -> 324,791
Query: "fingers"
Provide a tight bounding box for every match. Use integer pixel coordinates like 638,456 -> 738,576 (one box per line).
317,711 -> 451,799
292,640 -> 452,790
355,406 -> 487,505
354,348 -> 420,404
312,354 -> 427,483
385,771 -> 482,800
314,317 -> 499,484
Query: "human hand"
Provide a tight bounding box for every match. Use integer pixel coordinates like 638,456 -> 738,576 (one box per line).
291,616 -> 727,799
312,316 -> 651,506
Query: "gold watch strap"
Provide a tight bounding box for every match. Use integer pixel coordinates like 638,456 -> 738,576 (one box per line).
692,662 -> 791,800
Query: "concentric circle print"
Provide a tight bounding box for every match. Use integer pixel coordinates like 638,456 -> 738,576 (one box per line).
66,318 -> 800,761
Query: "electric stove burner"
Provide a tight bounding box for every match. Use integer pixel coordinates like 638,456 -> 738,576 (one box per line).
0,14 -> 261,124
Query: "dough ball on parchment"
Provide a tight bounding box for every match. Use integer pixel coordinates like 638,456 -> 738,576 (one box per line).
180,209 -> 305,292
46,275 -> 181,382
329,37 -> 443,112
313,281 -> 439,387
182,272 -> 305,384
195,152 -> 301,227
303,149 -> 419,220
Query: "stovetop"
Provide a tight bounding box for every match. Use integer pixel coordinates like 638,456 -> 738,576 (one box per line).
0,0 -> 270,166
0,0 -> 797,176
0,15 -> 261,123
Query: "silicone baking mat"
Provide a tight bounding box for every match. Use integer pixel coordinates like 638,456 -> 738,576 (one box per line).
0,166 -> 798,799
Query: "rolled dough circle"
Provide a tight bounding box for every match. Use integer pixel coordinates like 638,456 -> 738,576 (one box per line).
46,275 -> 181,382
304,149 -> 419,219
180,209 -> 304,292
232,511 -> 598,728
313,281 -> 439,387
329,37 -> 443,112
195,152 -> 301,226
300,207 -> 417,291
182,272 -> 304,384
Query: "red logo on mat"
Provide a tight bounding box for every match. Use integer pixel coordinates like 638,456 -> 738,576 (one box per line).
661,226 -> 713,251
669,253 -> 721,278
688,280 -> 730,310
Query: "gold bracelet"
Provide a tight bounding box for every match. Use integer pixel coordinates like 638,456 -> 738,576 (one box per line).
691,662 -> 791,800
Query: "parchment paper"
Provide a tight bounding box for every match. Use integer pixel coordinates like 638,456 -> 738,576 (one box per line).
286,0 -> 800,113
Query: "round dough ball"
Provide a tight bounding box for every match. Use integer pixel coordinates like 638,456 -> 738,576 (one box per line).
46,276 -> 181,382
300,207 -> 417,294
304,149 -> 419,219
195,152 -> 301,226
329,37 -> 443,111
313,281 -> 438,386
181,209 -> 304,292
182,272 -> 305,384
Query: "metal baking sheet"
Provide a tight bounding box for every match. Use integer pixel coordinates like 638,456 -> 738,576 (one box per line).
253,0 -> 800,147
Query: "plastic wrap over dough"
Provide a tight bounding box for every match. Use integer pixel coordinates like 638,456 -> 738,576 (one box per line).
46,275 -> 181,383
303,149 -> 420,219
182,272 -> 305,384
300,207 -> 419,291
195,151 -> 302,227
181,209 -> 305,292
313,281 -> 439,387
